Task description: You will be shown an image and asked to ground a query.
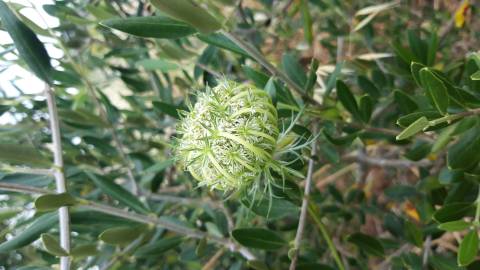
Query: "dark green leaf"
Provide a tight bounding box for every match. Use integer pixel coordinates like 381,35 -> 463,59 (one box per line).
447,125 -> 480,170
35,193 -> 77,212
241,197 -> 299,220
99,226 -> 144,246
0,144 -> 51,167
70,244 -> 97,257
247,260 -> 270,270
336,80 -> 359,118
198,33 -> 250,57
357,76 -> 380,99
347,232 -> 385,257
282,53 -> 307,88
419,68 -> 449,115
232,228 -> 286,250
100,16 -> 196,39
404,220 -> 423,247
136,59 -> 179,71
411,62 -> 426,88
86,173 -> 149,214
153,101 -> 181,119
394,90 -> 418,114
359,94 -> 374,123
458,230 -> 478,266
433,203 -> 474,223
0,213 -> 57,253
150,0 -> 221,34
0,1 -> 52,83
135,236 -> 182,257
41,233 -> 68,256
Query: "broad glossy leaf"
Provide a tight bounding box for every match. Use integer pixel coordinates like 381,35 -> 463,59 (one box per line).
150,0 -> 221,34
458,230 -> 478,266
100,16 -> 196,39
0,212 -> 57,252
41,233 -> 68,256
0,144 -> 51,167
419,68 -> 449,115
86,173 -> 149,214
232,228 -> 286,250
0,1 -> 52,83
347,232 -> 385,257
35,193 -> 77,212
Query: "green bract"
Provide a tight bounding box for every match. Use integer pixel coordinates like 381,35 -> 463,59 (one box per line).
176,80 -> 280,191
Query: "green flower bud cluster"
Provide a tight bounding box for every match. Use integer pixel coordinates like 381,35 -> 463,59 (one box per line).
176,80 -> 279,191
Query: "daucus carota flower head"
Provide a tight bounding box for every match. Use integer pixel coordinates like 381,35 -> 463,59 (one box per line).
176,79 -> 280,191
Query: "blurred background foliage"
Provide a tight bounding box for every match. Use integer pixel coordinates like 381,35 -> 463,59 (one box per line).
0,0 -> 480,269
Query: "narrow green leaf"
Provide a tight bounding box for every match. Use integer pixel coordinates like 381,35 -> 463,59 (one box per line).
195,238 -> 207,257
99,226 -> 144,246
242,66 -> 269,87
359,94 -> 374,123
394,90 -> 418,114
35,193 -> 77,212
427,30 -> 438,66
438,220 -> 472,232
0,1 -> 52,83
0,144 -> 51,167
41,234 -> 68,256
70,244 -> 97,257
411,62 -> 426,88
336,80 -> 359,118
471,70 -> 480,81
150,0 -> 221,34
136,59 -> 179,71
241,197 -> 299,220
433,203 -> 474,223
404,220 -> 423,247
100,16 -> 196,39
357,76 -> 380,99
407,30 -> 427,64
458,230 -> 478,266
86,173 -> 149,214
447,125 -> 480,170
300,0 -> 313,45
135,236 -> 183,257
247,260 -> 270,270
304,59 -> 319,95
0,209 -> 20,222
0,212 -> 57,253
419,68 -> 449,115
232,228 -> 286,250
282,53 -> 307,88
153,101 -> 181,119
396,116 -> 429,141
347,232 -> 385,257
198,33 -> 249,57
264,77 -> 277,106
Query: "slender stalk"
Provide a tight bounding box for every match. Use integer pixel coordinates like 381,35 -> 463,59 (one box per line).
44,84 -> 71,270
220,30 -> 319,106
289,125 -> 318,270
308,203 -> 345,270
0,165 -> 54,176
428,108 -> 480,127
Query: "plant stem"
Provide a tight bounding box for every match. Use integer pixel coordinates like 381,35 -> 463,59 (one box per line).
44,84 -> 70,270
308,202 -> 345,270
0,165 -> 54,176
290,124 -> 318,270
220,30 -> 319,106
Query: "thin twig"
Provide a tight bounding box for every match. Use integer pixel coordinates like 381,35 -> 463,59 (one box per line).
0,165 -> 54,176
315,164 -> 357,190
44,84 -> 71,270
289,124 -> 318,270
201,248 -> 226,270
